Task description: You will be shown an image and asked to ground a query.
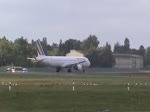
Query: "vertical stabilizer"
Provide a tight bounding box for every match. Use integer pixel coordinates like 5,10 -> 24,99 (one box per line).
36,39 -> 46,56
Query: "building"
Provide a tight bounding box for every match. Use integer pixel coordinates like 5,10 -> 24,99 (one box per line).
113,53 -> 143,69
66,49 -> 84,57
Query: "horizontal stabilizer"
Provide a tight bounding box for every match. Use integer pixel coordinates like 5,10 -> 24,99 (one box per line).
27,58 -> 38,62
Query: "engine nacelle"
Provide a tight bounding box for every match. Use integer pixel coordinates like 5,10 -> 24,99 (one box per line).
74,64 -> 83,71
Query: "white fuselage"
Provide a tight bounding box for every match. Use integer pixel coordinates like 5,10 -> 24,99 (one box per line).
36,56 -> 91,68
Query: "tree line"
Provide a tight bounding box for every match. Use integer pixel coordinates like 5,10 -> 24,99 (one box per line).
0,35 -> 150,68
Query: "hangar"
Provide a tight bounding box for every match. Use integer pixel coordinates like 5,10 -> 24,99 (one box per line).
113,53 -> 143,69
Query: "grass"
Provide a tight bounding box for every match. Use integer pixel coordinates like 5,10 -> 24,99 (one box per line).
0,72 -> 150,112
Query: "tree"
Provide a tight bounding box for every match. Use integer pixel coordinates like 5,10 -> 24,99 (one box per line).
124,38 -> 130,53
144,47 -> 150,66
105,43 -> 112,67
138,45 -> 145,56
82,35 -> 99,55
113,42 -> 124,53
47,43 -> 59,56
0,37 -> 14,66
114,38 -> 131,54
58,39 -> 65,55
62,39 -> 81,55
99,43 -> 112,67
0,35 -> 147,68
13,37 -> 29,67
86,49 -> 100,67
114,42 -> 121,53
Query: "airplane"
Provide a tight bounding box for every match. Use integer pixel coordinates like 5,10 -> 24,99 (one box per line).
28,39 -> 91,72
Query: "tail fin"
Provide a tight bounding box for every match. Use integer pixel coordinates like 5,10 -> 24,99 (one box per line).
36,39 -> 46,56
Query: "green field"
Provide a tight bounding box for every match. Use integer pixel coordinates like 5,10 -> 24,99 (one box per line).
0,72 -> 150,112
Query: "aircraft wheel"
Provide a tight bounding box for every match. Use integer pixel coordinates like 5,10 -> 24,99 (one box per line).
68,69 -> 72,73
56,68 -> 61,72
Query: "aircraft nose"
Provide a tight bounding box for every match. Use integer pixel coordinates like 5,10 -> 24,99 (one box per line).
87,59 -> 91,67
85,57 -> 91,67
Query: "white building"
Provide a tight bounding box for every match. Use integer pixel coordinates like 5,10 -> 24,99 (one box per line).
113,54 -> 143,69
66,49 -> 84,57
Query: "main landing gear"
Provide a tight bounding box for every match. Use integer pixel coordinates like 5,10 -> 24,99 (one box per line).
67,68 -> 72,73
56,67 -> 61,72
56,67 -> 72,73
56,67 -> 85,73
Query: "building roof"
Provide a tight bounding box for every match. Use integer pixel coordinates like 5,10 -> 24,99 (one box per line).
113,53 -> 143,58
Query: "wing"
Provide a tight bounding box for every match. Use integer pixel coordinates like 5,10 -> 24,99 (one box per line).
61,60 -> 86,68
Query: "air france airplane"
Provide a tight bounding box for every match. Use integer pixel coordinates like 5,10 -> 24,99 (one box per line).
28,39 -> 91,72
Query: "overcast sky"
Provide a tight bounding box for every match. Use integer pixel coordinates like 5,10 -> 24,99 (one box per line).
0,0 -> 150,49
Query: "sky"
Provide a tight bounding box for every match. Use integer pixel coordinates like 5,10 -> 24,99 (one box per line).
0,0 -> 150,49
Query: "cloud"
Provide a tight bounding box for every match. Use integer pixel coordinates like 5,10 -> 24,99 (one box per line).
0,0 -> 150,48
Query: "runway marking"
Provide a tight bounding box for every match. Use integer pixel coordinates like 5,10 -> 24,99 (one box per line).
135,83 -> 137,86
1,81 -> 18,92
82,83 -> 99,86
127,86 -> 130,92
72,82 -> 75,91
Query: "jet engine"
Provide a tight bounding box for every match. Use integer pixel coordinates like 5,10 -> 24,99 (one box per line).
74,64 -> 83,71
